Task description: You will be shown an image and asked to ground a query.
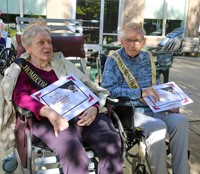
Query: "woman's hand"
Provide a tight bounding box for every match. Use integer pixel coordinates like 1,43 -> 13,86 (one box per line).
40,106 -> 69,137
142,87 -> 160,102
77,106 -> 97,126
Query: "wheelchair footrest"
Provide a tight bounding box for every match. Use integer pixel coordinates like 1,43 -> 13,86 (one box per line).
33,146 -> 97,173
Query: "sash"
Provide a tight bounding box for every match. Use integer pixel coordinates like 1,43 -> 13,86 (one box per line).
14,58 -> 49,90
110,51 -> 156,103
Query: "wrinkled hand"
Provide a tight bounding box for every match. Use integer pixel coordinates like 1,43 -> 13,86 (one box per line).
77,106 -> 97,126
142,87 -> 160,102
40,106 -> 69,137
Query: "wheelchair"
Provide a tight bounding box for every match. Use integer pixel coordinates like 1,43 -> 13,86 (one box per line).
1,34 -> 98,174
0,37 -> 17,76
2,106 -> 97,174
107,97 -> 152,174
2,97 -> 152,174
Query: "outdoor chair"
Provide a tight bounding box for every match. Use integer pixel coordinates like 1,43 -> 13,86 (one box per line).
155,53 -> 174,83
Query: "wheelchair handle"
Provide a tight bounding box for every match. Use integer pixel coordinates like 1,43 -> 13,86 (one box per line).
106,96 -> 134,108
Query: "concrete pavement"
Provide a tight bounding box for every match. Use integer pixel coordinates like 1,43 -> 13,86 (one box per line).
169,56 -> 200,174
0,55 -> 200,174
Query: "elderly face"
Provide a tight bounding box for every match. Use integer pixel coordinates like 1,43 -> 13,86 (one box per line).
121,30 -> 146,57
26,30 -> 53,62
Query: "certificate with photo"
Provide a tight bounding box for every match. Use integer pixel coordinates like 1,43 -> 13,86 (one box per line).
31,74 -> 99,121
143,81 -> 193,113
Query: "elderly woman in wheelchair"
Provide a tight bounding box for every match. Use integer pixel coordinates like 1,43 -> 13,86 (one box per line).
0,18 -> 123,174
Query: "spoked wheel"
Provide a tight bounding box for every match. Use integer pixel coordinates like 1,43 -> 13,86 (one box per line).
0,48 -> 16,76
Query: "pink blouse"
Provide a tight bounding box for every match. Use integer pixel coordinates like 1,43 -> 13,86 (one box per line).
13,64 -> 58,120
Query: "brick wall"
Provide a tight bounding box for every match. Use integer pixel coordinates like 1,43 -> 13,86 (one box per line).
186,0 -> 200,37
122,0 -> 145,25
46,0 -> 72,19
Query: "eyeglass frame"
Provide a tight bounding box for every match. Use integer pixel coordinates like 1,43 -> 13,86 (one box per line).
123,37 -> 144,45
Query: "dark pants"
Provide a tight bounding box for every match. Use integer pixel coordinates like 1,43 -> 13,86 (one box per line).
32,114 -> 123,174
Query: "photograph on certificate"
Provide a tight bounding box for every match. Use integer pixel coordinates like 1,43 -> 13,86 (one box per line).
147,86 -> 184,108
41,80 -> 88,115
31,74 -> 99,121
143,81 -> 193,113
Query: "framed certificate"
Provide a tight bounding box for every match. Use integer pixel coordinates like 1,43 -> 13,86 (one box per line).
143,81 -> 193,113
31,74 -> 99,121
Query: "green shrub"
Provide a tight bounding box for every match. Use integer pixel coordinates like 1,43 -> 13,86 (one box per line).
4,26 -> 17,38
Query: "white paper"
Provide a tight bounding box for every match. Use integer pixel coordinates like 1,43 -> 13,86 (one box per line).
31,74 -> 99,121
6,37 -> 12,48
143,81 -> 193,113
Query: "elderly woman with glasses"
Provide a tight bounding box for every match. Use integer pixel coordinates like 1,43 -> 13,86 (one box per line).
101,21 -> 189,174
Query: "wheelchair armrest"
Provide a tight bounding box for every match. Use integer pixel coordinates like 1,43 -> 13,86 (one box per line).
15,105 -> 32,119
106,96 -> 133,108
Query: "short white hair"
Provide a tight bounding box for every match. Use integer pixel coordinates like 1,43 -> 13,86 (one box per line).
118,22 -> 146,39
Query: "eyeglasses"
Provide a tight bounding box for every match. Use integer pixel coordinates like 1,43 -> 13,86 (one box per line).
123,37 -> 143,45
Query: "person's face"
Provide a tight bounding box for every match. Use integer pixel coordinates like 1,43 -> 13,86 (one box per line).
26,30 -> 53,62
121,30 -> 146,57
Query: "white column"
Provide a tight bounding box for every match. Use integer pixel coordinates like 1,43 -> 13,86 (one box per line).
20,0 -> 24,17
162,0 -> 167,36
99,0 -> 105,46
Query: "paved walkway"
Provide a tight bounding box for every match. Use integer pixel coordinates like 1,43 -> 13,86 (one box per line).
169,56 -> 200,174
0,55 -> 200,174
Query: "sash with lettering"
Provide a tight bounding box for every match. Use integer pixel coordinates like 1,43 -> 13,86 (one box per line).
13,58 -> 49,168
110,50 -> 156,103
14,58 -> 49,90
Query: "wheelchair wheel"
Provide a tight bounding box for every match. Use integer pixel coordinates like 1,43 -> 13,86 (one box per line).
0,48 -> 16,76
2,154 -> 18,173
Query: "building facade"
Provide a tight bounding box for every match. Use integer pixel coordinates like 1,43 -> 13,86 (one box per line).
46,0 -> 200,46
0,0 -> 199,46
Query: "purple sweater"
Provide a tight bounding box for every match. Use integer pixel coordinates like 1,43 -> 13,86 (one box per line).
13,64 -> 58,120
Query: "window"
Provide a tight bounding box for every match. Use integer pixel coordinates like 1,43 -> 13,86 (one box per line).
144,0 -> 188,36
76,0 -> 120,44
144,19 -> 163,36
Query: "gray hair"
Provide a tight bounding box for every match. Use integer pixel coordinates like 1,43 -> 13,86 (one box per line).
21,18 -> 51,48
118,22 -> 146,39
